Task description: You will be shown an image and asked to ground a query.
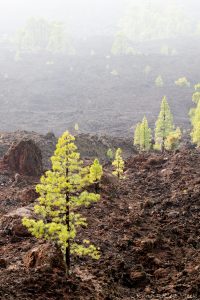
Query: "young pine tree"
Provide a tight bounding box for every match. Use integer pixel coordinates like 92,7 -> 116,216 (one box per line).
154,96 -> 174,152
134,118 -> 152,151
112,148 -> 124,179
22,131 -> 101,274
190,84 -> 200,146
134,122 -> 141,149
106,148 -> 114,161
89,158 -> 103,193
192,83 -> 200,104
139,117 -> 152,151
191,121 -> 200,147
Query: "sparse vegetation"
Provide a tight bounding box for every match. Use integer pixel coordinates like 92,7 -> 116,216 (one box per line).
155,75 -> 164,87
175,77 -> 190,87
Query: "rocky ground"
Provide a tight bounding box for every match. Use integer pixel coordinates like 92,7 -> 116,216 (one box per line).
0,132 -> 199,299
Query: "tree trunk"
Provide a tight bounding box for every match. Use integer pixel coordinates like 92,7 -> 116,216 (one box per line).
65,200 -> 70,274
95,181 -> 99,193
65,163 -> 70,275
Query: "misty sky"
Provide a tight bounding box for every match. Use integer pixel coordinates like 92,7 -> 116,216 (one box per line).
0,0 -> 200,37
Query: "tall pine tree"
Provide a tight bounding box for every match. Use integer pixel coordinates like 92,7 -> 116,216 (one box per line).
22,131 -> 101,274
154,96 -> 174,152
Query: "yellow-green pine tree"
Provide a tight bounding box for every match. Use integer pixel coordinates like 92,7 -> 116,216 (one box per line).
112,148 -> 124,179
154,96 -> 174,152
192,83 -> 200,104
191,121 -> 200,147
140,116 -> 152,151
106,148 -> 114,161
134,122 -> 141,149
190,84 -> 200,146
22,131 -> 100,274
89,158 -> 103,193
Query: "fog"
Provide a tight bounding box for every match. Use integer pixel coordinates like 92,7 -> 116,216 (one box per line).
0,0 -> 200,37
0,0 -> 200,135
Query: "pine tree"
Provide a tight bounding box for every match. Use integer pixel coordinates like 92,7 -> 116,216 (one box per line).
89,158 -> 103,193
106,148 -> 114,161
154,96 -> 174,152
155,75 -> 164,87
74,123 -> 79,132
22,131 -> 100,274
112,148 -> 124,179
134,122 -> 141,149
134,118 -> 152,151
191,121 -> 200,147
191,101 -> 200,146
190,84 -> 200,146
192,83 -> 200,104
139,117 -> 152,151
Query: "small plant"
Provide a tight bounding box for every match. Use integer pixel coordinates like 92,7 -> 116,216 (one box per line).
144,65 -> 151,76
22,131 -> 101,275
111,69 -> 119,76
74,123 -> 79,132
192,84 -> 200,104
89,158 -> 103,193
106,148 -> 114,161
112,148 -> 124,179
175,77 -> 190,87
155,75 -> 164,87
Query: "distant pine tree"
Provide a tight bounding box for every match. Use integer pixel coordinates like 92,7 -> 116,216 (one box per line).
154,96 -> 174,152
106,148 -> 114,161
190,84 -> 200,146
112,148 -> 124,179
192,84 -> 200,104
191,121 -> 200,147
140,117 -> 152,151
89,158 -> 103,193
134,117 -> 152,151
155,75 -> 164,87
134,122 -> 141,148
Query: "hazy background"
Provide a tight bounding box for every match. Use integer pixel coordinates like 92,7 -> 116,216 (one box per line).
0,0 -> 200,37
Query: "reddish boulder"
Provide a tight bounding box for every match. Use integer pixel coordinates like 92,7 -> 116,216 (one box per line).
24,243 -> 65,271
3,139 -> 43,176
0,206 -> 34,237
20,187 -> 39,203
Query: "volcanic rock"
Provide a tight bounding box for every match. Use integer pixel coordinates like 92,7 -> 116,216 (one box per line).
3,139 -> 43,176
24,243 -> 65,271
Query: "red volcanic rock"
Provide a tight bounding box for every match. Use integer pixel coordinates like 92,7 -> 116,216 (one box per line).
0,206 -> 34,237
3,140 -> 43,176
20,187 -> 39,203
24,243 -> 65,271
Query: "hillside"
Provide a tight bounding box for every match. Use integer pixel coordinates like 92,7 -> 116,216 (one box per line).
0,37 -> 199,136
0,133 -> 199,299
